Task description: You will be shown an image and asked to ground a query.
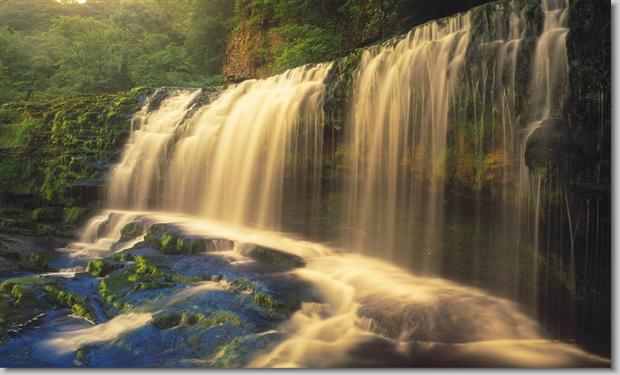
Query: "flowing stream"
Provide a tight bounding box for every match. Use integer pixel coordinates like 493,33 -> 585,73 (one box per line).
43,0 -> 610,368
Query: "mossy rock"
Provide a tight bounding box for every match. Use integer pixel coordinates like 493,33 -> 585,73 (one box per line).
16,252 -> 51,272
87,259 -> 120,277
97,256 -> 174,309
119,221 -> 145,242
30,207 -> 62,223
63,207 -> 87,225
43,284 -> 96,322
248,246 -> 305,268
152,310 -> 242,330
144,224 -> 234,255
0,276 -> 52,337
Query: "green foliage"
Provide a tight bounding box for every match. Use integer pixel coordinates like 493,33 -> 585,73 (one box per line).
0,116 -> 40,148
271,25 -> 345,72
0,0 -> 491,100
185,0 -> 234,75
0,0 -> 217,103
0,91 -> 143,207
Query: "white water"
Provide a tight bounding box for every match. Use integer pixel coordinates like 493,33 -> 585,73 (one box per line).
164,65 -> 329,229
64,211 -> 609,367
39,280 -> 225,356
516,0 -> 570,308
345,14 -> 469,265
50,0 -> 608,368
108,90 -> 201,209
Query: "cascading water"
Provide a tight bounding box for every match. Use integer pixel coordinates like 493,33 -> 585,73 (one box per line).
46,0 -> 609,368
340,0 -> 570,309
163,65 -> 329,228
517,0 -> 570,309
344,14 -> 469,268
106,65 -> 329,229
107,90 -> 201,210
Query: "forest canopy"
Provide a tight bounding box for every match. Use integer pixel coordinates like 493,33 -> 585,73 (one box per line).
0,0 -> 487,103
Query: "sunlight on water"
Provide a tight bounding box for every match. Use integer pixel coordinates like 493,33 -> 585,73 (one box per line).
45,0 -> 607,367
38,280 -> 225,356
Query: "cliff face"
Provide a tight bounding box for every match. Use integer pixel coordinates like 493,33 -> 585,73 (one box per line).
222,0 -> 492,82
223,23 -> 281,82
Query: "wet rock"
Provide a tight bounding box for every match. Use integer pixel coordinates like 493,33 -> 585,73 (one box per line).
119,221 -> 145,242
247,246 -> 306,268
87,260 -> 120,277
0,276 -> 53,338
16,252 -> 51,272
30,207 -> 62,223
0,256 -> 18,275
524,118 -> 568,172
144,224 -> 234,255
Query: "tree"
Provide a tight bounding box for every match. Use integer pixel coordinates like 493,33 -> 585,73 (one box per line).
185,0 -> 235,75
47,16 -> 130,93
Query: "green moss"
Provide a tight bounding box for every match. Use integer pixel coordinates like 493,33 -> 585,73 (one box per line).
144,224 -> 217,255
87,260 -> 119,277
17,252 -> 50,272
228,278 -> 279,313
97,256 -> 173,309
63,207 -> 86,225
112,252 -> 135,262
75,345 -> 92,366
0,276 -> 51,336
119,221 -> 144,242
98,270 -> 133,309
44,284 -> 96,322
152,312 -> 182,329
251,292 -> 276,311
152,310 -> 242,330
31,207 -> 62,222
248,246 -> 305,268
0,90 -> 142,208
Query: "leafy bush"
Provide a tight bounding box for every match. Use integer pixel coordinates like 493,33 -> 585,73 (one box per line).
272,25 -> 345,72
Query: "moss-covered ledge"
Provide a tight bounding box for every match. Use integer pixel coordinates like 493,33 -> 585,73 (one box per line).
0,88 -> 150,233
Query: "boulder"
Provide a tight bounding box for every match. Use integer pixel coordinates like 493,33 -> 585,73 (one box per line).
247,246 -> 306,268
524,118 -> 568,172
119,221 -> 145,242
144,224 -> 234,255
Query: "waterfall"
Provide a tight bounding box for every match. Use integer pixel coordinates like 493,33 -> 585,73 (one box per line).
51,0 -> 604,367
341,0 -> 570,304
342,4 -> 533,276
107,91 -> 201,209
344,14 -> 470,267
106,64 -> 330,229
164,65 -> 329,228
517,0 -> 570,310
